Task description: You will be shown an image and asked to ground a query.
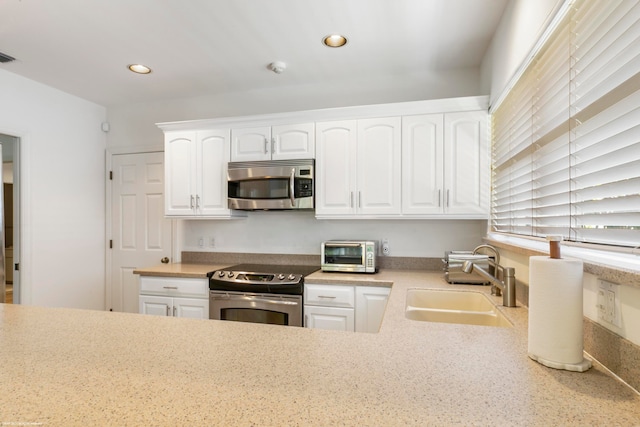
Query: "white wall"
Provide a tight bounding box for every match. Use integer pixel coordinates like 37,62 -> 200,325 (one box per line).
107,66 -> 486,258
106,68 -> 481,150
480,0 -> 564,103
0,69 -> 107,310
181,212 -> 487,257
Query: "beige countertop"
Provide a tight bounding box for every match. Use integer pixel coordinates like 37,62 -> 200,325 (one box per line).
2,270 -> 639,426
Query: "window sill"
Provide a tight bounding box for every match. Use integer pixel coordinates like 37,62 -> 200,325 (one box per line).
485,233 -> 640,289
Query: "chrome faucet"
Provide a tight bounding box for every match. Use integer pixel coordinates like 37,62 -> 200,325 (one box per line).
472,244 -> 500,267
462,257 -> 517,307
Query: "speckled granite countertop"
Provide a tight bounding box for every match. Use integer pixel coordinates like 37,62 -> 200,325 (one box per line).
133,262 -> 226,278
2,270 -> 639,426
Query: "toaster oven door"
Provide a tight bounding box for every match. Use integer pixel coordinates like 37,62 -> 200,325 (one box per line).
322,242 -> 366,272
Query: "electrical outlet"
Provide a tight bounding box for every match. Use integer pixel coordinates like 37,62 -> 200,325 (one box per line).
198,236 -> 204,248
381,238 -> 390,256
598,280 -> 622,328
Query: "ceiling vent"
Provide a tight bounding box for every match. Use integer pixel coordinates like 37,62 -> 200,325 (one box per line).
0,52 -> 16,63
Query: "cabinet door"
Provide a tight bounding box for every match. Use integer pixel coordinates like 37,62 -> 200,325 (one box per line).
197,129 -> 232,216
305,306 -> 355,331
402,114 -> 444,214
315,120 -> 357,216
164,131 -> 197,216
355,286 -> 390,333
272,123 -> 315,160
444,111 -> 489,215
357,117 -> 401,215
231,127 -> 271,161
174,297 -> 209,319
140,295 -> 171,316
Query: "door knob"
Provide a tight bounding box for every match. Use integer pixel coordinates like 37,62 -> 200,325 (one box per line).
161,257 -> 170,264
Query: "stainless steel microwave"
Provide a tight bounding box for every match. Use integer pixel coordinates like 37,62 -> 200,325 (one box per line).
321,241 -> 378,273
227,159 -> 314,210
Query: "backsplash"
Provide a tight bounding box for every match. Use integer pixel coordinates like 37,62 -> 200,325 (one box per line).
182,251 -> 443,271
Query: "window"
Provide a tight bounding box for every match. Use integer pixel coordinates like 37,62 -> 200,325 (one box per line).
492,0 -> 640,248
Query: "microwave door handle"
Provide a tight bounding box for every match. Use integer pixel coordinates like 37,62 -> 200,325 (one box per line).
289,168 -> 295,207
325,243 -> 362,247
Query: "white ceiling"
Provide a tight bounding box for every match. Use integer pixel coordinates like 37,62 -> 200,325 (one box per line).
0,0 -> 508,108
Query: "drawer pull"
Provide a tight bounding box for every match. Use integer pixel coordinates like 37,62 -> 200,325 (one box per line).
163,286 -> 178,290
318,295 -> 337,299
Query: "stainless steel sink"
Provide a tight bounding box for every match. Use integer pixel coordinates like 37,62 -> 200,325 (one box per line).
405,289 -> 512,327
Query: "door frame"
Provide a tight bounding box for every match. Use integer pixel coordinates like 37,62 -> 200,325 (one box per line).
105,145 -> 176,311
0,130 -> 24,305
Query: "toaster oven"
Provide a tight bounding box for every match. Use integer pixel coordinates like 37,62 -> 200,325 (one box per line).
321,241 -> 377,273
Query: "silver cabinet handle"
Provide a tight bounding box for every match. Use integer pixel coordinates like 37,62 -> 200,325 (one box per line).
358,191 -> 362,208
190,195 -> 194,209
264,137 -> 269,154
196,194 -> 200,209
317,295 -> 337,299
447,189 -> 450,207
438,189 -> 442,207
173,306 -> 177,317
271,137 -> 276,155
166,306 -> 170,316
162,286 -> 178,289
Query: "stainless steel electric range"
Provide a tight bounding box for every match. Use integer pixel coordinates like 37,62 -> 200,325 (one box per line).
208,263 -> 320,327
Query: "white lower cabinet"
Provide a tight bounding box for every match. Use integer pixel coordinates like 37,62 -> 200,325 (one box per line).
305,306 -> 355,331
139,276 -> 209,319
139,295 -> 208,319
355,286 -> 391,333
304,283 -> 390,333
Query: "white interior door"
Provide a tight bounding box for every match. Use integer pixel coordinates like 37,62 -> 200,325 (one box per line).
110,152 -> 172,313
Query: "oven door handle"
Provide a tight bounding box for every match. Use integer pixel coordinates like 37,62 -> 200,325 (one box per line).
210,293 -> 299,306
289,168 -> 295,207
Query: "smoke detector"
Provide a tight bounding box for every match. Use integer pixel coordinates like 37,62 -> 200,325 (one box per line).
268,61 -> 287,74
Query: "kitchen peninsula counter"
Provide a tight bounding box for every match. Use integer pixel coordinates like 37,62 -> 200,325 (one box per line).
2,270 -> 639,426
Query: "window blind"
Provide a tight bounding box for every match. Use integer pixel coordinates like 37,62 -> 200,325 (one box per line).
491,0 -> 640,248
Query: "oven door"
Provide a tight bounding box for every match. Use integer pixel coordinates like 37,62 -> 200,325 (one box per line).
209,291 -> 303,327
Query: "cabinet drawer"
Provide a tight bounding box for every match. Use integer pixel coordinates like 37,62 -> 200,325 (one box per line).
139,276 -> 208,298
304,284 -> 354,308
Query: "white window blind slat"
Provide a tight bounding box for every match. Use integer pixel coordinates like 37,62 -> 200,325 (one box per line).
491,0 -> 640,247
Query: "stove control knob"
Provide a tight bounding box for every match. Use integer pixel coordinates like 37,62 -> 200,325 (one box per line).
227,272 -> 235,278
278,274 -> 285,280
288,274 -> 296,281
218,271 -> 225,277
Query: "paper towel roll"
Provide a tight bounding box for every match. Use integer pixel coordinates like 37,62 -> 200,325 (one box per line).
528,256 -> 591,372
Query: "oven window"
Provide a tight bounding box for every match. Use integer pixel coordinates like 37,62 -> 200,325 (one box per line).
221,308 -> 288,325
229,179 -> 289,200
324,246 -> 364,265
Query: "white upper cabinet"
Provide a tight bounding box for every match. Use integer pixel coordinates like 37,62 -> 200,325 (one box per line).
159,95 -> 490,220
272,123 -> 315,160
231,127 -> 271,161
402,111 -> 489,217
443,111 -> 489,216
315,117 -> 401,218
165,129 -> 243,218
402,114 -> 444,214
231,123 -> 315,162
357,117 -> 402,216
315,120 -> 357,216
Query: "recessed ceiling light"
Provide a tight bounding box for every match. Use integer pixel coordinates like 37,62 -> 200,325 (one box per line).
128,64 -> 152,74
322,34 -> 347,48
